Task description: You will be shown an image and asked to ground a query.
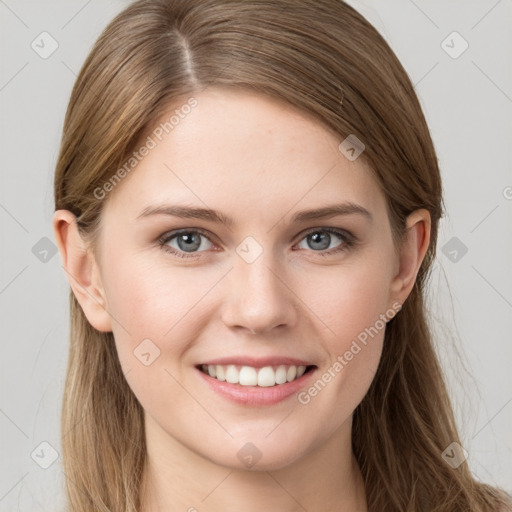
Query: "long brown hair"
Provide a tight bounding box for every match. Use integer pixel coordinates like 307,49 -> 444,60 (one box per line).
54,1 -> 510,510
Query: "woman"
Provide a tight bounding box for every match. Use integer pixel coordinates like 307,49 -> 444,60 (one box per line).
52,0 -> 511,510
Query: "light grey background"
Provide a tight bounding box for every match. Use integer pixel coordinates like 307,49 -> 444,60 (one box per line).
1,0 -> 511,510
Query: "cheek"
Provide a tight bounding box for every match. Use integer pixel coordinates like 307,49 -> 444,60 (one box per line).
101,253 -> 224,363
102,256 -> 221,415
293,254 -> 392,412
299,253 -> 393,344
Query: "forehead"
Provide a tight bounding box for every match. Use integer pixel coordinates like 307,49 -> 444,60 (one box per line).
104,87 -> 385,220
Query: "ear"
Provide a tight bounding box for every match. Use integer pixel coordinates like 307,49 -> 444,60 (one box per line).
388,208 -> 431,307
53,210 -> 112,332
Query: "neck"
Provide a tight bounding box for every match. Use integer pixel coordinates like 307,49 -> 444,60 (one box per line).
140,414 -> 368,512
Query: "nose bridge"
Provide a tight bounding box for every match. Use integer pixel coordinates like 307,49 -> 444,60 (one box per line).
221,237 -> 297,333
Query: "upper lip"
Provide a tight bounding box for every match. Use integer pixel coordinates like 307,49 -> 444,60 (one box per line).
197,356 -> 315,368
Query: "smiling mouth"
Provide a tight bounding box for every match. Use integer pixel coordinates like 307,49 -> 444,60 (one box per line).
196,364 -> 316,387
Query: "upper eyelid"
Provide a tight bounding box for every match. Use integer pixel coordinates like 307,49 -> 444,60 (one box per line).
300,226 -> 351,236
159,227 -> 217,244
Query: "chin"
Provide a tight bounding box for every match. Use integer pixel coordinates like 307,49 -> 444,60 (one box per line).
199,428 -> 321,472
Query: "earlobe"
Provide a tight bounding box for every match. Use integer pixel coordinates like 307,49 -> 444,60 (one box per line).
52,210 -> 113,332
389,209 -> 431,306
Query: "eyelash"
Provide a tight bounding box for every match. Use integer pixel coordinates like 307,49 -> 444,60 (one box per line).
157,227 -> 356,260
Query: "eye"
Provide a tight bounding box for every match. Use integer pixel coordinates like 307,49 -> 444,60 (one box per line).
158,229 -> 214,258
294,228 -> 354,256
158,227 -> 355,260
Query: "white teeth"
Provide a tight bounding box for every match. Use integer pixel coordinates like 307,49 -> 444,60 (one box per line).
239,366 -> 258,386
275,365 -> 287,385
225,364 -> 239,384
215,365 -> 226,381
257,366 -> 275,387
286,365 -> 297,382
200,364 -> 310,386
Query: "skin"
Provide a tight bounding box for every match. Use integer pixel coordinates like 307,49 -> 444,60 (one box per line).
53,87 -> 430,512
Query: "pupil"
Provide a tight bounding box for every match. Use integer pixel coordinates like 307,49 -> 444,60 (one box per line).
309,232 -> 330,250
178,233 -> 201,252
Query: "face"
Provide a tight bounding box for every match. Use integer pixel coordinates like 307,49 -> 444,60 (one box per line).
87,87 -> 406,470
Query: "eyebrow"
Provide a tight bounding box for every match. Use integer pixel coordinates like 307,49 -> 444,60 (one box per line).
136,201 -> 373,226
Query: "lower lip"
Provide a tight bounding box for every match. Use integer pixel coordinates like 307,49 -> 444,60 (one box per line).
196,367 -> 317,406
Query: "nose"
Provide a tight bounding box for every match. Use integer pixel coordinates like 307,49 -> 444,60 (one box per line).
221,251 -> 298,335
